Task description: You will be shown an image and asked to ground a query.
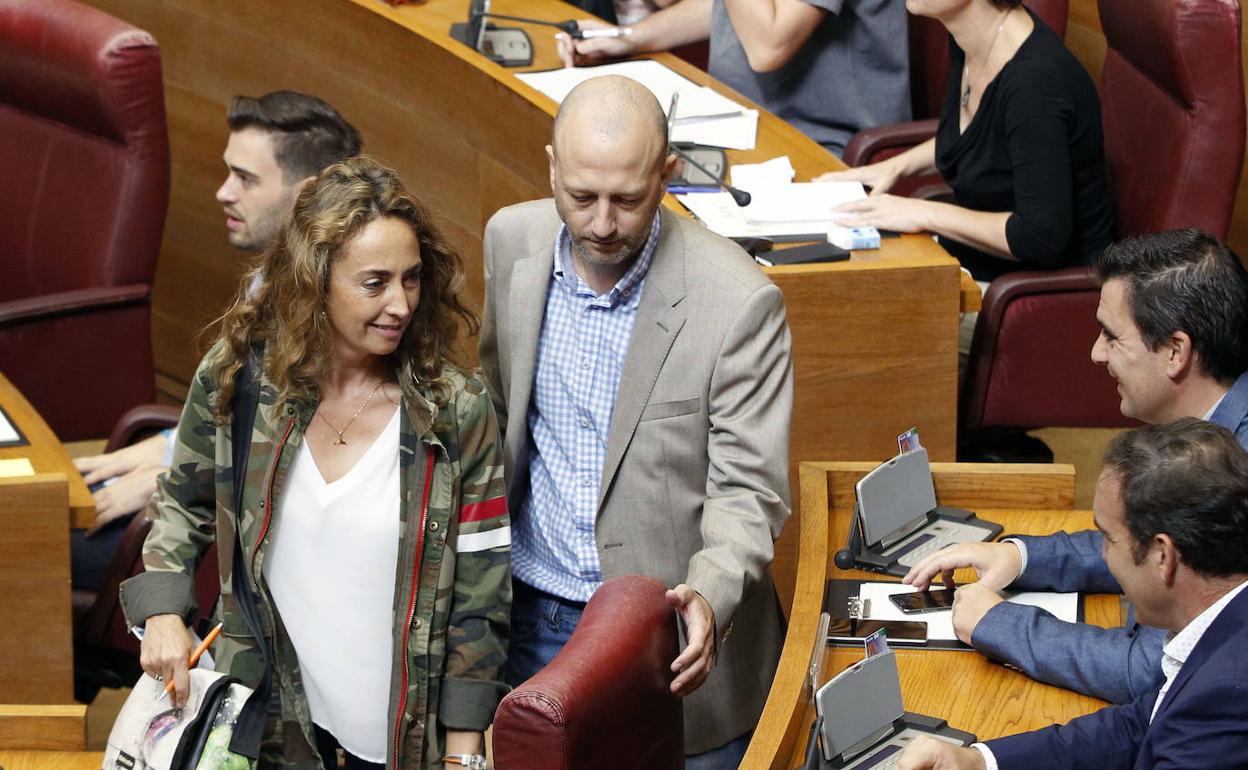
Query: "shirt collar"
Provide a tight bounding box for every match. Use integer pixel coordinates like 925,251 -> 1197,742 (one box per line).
1160,579 -> 1248,679
1203,391 -> 1229,421
552,213 -> 662,304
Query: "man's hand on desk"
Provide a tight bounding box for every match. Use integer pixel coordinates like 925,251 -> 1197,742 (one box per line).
896,737 -> 987,770
951,583 -> 1005,646
665,584 -> 716,697
903,541 -> 1023,594
556,20 -> 639,67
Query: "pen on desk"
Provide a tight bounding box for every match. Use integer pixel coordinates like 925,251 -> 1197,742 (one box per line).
164,621 -> 224,695
575,26 -> 632,39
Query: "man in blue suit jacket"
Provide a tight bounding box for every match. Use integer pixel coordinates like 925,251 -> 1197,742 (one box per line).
898,419 -> 1248,770
906,229 -> 1248,703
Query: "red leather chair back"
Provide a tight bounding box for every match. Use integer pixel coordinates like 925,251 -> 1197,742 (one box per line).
493,576 -> 682,770
909,0 -> 1069,121
962,268 -> 1133,428
0,0 -> 169,439
1100,0 -> 1244,240
0,0 -> 168,300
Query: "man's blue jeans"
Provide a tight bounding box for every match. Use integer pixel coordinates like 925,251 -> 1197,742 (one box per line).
504,581 -> 750,770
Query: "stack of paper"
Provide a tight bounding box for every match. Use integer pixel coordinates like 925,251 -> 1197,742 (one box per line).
516,60 -> 759,150
856,582 -> 1080,644
676,181 -> 872,244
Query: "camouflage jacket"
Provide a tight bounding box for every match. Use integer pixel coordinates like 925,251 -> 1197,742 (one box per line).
120,346 -> 511,769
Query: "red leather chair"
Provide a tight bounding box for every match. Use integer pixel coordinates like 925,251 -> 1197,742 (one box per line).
0,0 -> 169,441
961,0 -> 1245,433
493,576 -> 683,770
844,0 -> 1068,174
73,404 -> 221,701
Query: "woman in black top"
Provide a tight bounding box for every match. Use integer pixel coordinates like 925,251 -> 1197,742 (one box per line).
819,0 -> 1113,282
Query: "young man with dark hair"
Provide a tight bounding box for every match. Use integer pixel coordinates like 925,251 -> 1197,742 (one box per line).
71,91 -> 361,591
219,90 -> 363,251
904,228 -> 1248,704
898,419 -> 1248,770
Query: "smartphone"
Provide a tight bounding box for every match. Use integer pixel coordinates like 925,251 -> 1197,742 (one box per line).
827,617 -> 927,645
889,589 -> 956,614
753,241 -> 851,267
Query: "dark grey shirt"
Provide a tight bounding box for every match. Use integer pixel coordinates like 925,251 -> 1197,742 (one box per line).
707,0 -> 910,156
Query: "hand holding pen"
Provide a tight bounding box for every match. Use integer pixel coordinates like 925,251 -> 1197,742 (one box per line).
556,19 -> 639,67
163,621 -> 224,699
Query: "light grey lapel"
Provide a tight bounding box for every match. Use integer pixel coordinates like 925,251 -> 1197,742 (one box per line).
598,210 -> 687,509
504,207 -> 560,478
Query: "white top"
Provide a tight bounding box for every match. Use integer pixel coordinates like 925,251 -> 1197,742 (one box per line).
264,406 -> 402,762
975,579 -> 1248,770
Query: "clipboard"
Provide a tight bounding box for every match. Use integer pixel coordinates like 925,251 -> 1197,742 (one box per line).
823,579 -> 1086,651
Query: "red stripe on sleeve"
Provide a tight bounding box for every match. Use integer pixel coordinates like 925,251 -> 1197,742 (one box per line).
460,496 -> 507,523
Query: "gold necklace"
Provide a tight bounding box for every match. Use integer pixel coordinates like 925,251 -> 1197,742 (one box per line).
316,381 -> 385,446
961,8 -> 1011,111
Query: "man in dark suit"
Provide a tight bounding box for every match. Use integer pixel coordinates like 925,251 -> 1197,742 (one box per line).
898,418 -> 1248,770
905,229 -> 1248,703
479,75 -> 792,768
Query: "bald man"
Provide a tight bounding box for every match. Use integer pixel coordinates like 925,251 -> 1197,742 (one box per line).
480,76 -> 793,768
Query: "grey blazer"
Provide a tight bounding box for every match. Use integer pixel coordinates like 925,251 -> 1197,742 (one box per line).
479,200 -> 793,753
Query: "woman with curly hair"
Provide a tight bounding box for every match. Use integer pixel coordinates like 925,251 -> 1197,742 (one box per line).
121,156 -> 510,770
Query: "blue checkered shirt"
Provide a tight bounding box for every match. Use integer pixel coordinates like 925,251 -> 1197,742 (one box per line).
512,216 -> 661,602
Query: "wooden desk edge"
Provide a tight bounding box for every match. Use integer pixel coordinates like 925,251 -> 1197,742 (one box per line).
0,373 -> 94,525
744,464 -> 830,769
0,704 -> 86,752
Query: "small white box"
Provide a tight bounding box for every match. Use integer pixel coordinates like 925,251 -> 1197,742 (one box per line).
829,226 -> 881,251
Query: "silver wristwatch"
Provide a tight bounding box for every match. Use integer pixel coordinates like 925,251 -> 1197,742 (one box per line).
445,753 -> 488,770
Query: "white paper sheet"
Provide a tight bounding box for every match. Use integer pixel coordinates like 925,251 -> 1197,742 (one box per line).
516,61 -> 758,149
737,182 -> 866,225
857,582 -> 1079,643
729,156 -> 796,188
670,109 -> 757,150
518,61 -> 736,116
0,408 -> 18,444
677,191 -> 830,241
677,183 -> 871,244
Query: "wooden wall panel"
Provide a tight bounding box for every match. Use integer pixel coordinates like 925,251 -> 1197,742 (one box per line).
0,476 -> 73,704
85,0 -> 564,402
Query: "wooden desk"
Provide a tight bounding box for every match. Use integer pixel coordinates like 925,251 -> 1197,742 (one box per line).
746,462 -> 1111,769
0,750 -> 102,770
0,373 -> 94,528
0,373 -> 88,749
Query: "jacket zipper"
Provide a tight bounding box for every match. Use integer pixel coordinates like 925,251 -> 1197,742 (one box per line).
394,444 -> 436,766
251,416 -> 296,583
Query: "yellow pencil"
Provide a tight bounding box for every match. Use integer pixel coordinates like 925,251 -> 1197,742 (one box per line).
165,621 -> 224,695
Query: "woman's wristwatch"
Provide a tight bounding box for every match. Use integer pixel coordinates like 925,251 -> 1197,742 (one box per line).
445,754 -> 487,769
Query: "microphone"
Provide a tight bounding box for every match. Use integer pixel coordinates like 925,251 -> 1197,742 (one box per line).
668,144 -> 752,207
472,10 -> 580,36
